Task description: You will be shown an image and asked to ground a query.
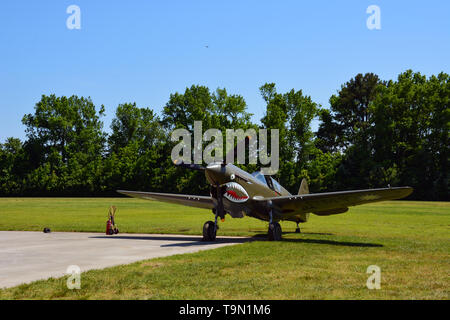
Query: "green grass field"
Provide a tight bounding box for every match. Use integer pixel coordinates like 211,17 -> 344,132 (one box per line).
0,198 -> 448,299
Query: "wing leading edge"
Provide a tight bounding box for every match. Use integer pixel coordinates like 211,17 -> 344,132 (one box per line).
117,190 -> 214,210
256,186 -> 413,217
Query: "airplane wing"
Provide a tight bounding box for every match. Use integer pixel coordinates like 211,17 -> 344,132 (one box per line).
256,187 -> 413,217
117,190 -> 214,210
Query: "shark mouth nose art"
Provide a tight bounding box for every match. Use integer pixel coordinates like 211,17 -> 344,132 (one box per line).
223,182 -> 249,203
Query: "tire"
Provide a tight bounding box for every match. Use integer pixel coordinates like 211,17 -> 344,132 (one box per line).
114,228 -> 119,234
268,222 -> 282,241
203,221 -> 216,241
108,228 -> 114,235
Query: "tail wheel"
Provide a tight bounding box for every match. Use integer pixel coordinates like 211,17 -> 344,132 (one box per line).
203,221 -> 217,241
268,222 -> 282,241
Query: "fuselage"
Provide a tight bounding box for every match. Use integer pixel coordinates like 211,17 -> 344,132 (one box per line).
204,162 -> 307,223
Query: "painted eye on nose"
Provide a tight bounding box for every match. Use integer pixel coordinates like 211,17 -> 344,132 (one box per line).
230,174 -> 235,180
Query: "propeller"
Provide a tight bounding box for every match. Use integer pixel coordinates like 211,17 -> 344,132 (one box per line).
174,135 -> 253,170
224,135 -> 252,165
108,205 -> 117,218
173,159 -> 205,171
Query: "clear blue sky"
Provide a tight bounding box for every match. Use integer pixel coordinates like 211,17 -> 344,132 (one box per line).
1,0 -> 449,142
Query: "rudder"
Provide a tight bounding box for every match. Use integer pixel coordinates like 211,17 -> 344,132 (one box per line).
298,178 -> 309,195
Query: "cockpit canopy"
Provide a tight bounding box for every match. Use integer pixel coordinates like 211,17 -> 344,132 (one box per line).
251,172 -> 282,193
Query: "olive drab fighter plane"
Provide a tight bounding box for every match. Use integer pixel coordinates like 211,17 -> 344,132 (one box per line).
118,139 -> 413,241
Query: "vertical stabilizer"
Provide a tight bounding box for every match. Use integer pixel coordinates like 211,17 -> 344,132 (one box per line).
298,178 -> 309,195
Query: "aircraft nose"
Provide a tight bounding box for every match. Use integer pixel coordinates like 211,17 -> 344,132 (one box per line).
205,162 -> 227,185
206,162 -> 223,173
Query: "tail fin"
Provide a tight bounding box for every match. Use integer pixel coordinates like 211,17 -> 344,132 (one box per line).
298,178 -> 309,195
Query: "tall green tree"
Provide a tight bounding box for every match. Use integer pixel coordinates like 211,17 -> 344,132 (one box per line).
0,138 -> 28,195
260,83 -> 319,192
317,73 -> 384,151
315,73 -> 386,189
163,85 -> 253,132
108,103 -> 165,154
104,103 -> 167,193
370,70 -> 449,199
162,85 -> 254,194
21,95 -> 106,195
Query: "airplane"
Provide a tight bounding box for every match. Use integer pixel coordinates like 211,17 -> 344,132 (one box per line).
118,140 -> 413,241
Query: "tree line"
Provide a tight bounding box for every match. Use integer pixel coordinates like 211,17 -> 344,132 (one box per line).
0,70 -> 448,200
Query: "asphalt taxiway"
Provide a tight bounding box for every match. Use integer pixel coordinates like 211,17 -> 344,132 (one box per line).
0,231 -> 249,288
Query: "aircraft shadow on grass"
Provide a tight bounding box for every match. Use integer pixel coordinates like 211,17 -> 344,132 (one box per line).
284,238 -> 383,247
279,231 -> 334,236
90,234 -> 383,248
89,235 -> 252,247
251,233 -> 383,247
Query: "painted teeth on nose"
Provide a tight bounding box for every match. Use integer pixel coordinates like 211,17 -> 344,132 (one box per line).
228,182 -> 244,193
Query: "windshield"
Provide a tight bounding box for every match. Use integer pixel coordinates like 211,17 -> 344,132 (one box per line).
251,172 -> 282,192
251,172 -> 267,186
271,177 -> 282,193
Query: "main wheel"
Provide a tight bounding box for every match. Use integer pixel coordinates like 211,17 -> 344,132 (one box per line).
268,222 -> 282,241
202,221 -> 217,241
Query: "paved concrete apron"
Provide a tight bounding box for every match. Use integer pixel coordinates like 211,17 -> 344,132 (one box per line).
0,231 -> 248,288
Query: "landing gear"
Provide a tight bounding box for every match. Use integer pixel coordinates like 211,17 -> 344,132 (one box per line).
268,222 -> 282,241
267,206 -> 282,241
203,185 -> 224,241
203,221 -> 217,241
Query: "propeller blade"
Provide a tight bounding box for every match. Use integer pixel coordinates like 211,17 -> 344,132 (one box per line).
174,160 -> 205,171
224,135 -> 252,165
